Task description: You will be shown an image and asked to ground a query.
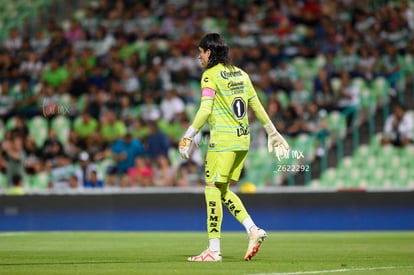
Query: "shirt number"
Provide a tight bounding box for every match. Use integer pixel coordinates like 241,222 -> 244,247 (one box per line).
232,98 -> 246,119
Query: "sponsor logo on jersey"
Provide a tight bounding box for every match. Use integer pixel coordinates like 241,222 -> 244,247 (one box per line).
236,122 -> 250,137
220,70 -> 242,79
227,80 -> 244,90
203,77 -> 209,82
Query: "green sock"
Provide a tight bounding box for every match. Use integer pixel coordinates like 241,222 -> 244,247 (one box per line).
204,186 -> 223,239
219,183 -> 250,223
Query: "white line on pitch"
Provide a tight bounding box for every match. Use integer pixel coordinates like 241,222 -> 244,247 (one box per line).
0,232 -> 31,237
248,265 -> 414,275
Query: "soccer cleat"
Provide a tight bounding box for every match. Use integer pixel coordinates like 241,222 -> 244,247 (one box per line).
244,228 -> 267,261
187,248 -> 222,262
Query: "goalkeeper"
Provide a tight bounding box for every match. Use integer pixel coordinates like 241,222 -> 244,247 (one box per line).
179,33 -> 289,262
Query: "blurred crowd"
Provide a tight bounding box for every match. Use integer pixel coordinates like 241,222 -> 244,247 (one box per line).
1,0 -> 413,192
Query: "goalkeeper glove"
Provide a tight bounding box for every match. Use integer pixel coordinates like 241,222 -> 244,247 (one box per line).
179,137 -> 192,159
178,126 -> 198,160
264,122 -> 289,159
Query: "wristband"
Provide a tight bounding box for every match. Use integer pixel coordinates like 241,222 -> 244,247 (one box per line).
184,125 -> 199,139
264,122 -> 277,135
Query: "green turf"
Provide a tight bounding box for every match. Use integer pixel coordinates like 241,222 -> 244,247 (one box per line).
0,232 -> 413,275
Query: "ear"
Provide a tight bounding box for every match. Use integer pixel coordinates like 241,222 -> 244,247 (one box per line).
206,49 -> 211,58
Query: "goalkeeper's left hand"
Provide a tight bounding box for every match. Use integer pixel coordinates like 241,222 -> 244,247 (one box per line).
264,122 -> 289,159
178,137 -> 192,159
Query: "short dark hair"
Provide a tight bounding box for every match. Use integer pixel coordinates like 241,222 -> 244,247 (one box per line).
198,33 -> 232,69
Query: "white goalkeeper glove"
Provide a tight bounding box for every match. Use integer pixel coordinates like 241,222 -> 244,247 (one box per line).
178,126 -> 198,160
264,122 -> 289,159
179,137 -> 192,159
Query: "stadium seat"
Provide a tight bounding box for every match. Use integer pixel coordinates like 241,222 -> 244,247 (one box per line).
371,77 -> 390,101
319,168 -> 338,188
6,117 -> 17,130
327,111 -> 346,138
359,88 -> 376,110
33,172 -> 50,189
168,148 -> 181,169
0,173 -> 7,189
330,77 -> 341,94
277,91 -> 290,110
96,158 -> 115,181
51,115 -> 71,145
27,116 -> 48,148
351,77 -> 367,91
341,167 -> 364,189
365,168 -> 389,188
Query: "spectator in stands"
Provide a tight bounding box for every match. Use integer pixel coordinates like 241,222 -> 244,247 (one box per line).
313,69 -> 335,112
63,129 -> 82,161
355,45 -> 377,81
73,111 -> 99,149
152,155 -> 175,187
92,26 -> 116,59
127,156 -> 153,187
42,28 -> 71,62
100,110 -> 127,145
68,175 -> 79,189
269,58 -> 296,92
30,31 -> 50,56
146,121 -> 170,161
290,80 -> 311,107
160,89 -> 185,123
176,160 -> 203,187
303,102 -> 329,156
119,174 -> 131,188
3,131 -> 25,184
336,42 -> 358,76
84,169 -> 104,188
378,43 -> 402,96
2,28 -> 22,55
42,59 -> 69,88
65,19 -> 83,45
0,82 -> 15,120
334,72 -> 359,113
118,94 -> 136,123
42,128 -> 64,165
111,132 -> 145,174
10,115 -> 29,139
120,68 -> 140,94
381,104 -> 413,147
49,154 -> 74,189
24,136 -> 42,161
278,105 -> 306,137
13,77 -> 40,118
74,151 -> 101,188
140,94 -> 161,122
19,52 -> 43,80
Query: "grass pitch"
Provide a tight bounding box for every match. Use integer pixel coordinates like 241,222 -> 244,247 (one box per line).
0,232 -> 413,275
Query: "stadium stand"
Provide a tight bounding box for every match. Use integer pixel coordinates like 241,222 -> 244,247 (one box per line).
1,0 -> 414,192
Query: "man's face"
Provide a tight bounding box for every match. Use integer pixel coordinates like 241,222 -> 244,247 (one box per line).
394,106 -> 404,118
198,47 -> 210,68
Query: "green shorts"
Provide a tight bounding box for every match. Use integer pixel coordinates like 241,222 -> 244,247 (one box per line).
205,150 -> 248,183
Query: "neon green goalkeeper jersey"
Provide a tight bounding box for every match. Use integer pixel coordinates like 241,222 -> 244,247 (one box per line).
196,63 -> 271,152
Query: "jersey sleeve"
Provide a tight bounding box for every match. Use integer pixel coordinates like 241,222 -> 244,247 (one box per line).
191,70 -> 216,131
201,70 -> 217,91
246,75 -> 271,125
